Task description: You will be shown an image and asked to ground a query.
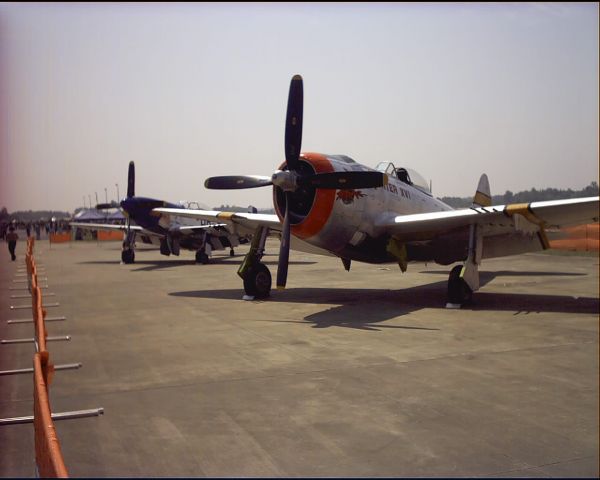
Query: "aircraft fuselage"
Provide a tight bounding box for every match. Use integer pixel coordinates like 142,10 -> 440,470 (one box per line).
273,153 -> 459,264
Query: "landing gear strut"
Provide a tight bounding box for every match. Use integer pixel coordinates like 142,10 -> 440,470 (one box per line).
121,231 -> 136,264
238,226 -> 270,299
446,224 -> 481,308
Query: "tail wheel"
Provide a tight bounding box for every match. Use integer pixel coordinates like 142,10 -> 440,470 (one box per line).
243,263 -> 272,298
447,265 -> 472,305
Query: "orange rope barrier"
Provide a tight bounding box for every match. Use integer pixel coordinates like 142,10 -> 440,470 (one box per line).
26,239 -> 69,477
49,233 -> 71,244
549,224 -> 600,251
33,353 -> 68,478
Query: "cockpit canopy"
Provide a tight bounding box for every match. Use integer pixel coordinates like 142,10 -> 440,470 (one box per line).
375,162 -> 431,195
177,200 -> 209,210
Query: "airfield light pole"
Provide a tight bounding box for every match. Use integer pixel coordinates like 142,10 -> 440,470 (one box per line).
116,183 -> 120,203
95,192 -> 98,208
104,188 -> 108,204
88,195 -> 91,209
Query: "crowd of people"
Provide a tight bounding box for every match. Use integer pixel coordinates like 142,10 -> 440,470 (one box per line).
1,219 -> 71,240
2,220 -> 73,261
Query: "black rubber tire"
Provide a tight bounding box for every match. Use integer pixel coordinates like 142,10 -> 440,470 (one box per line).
243,263 -> 272,298
447,264 -> 472,305
195,251 -> 209,264
230,249 -> 235,257
121,249 -> 135,264
160,239 -> 171,256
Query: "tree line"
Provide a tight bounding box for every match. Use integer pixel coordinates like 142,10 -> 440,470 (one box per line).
439,181 -> 598,208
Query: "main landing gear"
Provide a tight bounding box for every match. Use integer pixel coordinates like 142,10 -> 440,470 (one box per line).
121,231 -> 136,264
238,226 -> 271,299
447,265 -> 473,306
446,224 -> 481,308
121,248 -> 135,264
195,249 -> 209,264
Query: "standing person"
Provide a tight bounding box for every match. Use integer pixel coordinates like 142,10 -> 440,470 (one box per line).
6,226 -> 18,261
26,222 -> 31,237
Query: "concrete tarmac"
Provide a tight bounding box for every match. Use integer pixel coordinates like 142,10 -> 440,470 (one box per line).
1,235 -> 598,477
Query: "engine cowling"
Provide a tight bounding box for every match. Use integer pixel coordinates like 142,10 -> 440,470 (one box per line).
273,153 -> 370,254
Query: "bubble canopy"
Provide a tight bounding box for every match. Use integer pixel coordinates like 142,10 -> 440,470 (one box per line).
375,162 -> 431,195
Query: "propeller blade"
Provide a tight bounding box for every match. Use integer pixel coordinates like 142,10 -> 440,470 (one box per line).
127,161 -> 135,198
95,203 -> 114,210
204,176 -> 273,190
276,194 -> 291,289
284,75 -> 303,171
303,171 -> 387,190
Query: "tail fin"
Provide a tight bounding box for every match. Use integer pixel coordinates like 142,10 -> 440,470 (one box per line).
472,174 -> 491,207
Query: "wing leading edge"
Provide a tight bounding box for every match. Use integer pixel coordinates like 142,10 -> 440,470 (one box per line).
70,222 -> 144,233
377,197 -> 599,240
153,208 -> 282,235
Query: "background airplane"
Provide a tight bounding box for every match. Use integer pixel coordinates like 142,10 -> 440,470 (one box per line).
154,75 -> 599,306
71,161 -> 250,264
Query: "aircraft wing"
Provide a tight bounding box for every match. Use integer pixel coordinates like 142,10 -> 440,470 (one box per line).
377,197 -> 600,241
171,224 -> 229,235
154,207 -> 332,256
70,222 -> 145,233
153,208 -> 282,236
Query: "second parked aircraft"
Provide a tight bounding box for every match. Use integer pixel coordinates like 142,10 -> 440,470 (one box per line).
71,161 -> 250,264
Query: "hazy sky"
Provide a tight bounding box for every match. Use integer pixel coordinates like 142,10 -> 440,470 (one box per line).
1,2 -> 598,212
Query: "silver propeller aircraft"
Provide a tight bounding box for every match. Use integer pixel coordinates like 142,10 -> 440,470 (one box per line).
71,161 -> 250,264
154,75 -> 599,307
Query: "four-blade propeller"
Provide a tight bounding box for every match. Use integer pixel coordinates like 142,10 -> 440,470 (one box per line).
204,75 -> 386,290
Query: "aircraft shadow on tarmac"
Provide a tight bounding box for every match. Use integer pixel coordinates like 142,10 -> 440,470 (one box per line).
78,257 -> 317,272
170,271 -> 599,331
420,270 -> 589,279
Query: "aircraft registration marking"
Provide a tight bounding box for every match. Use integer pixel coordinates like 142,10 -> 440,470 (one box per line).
384,183 -> 411,199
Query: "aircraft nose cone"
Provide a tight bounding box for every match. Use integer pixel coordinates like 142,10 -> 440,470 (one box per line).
120,197 -> 132,212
